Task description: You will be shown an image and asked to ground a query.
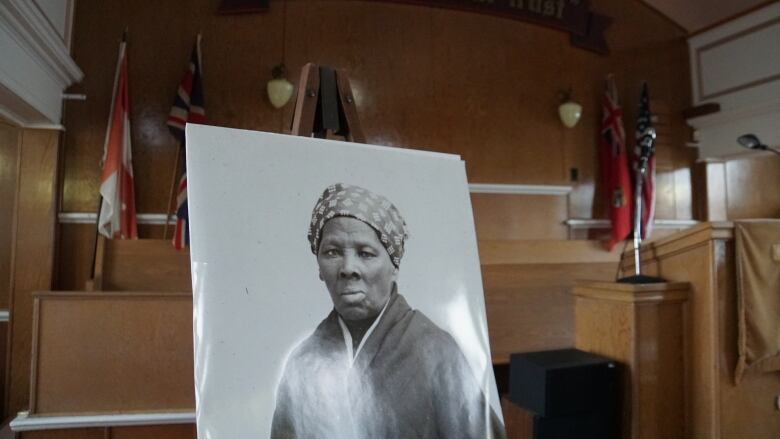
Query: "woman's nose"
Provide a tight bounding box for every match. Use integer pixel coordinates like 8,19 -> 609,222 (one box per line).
339,253 -> 360,278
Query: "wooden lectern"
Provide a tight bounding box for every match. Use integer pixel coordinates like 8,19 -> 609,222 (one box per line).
573,281 -> 689,439
575,222 -> 780,439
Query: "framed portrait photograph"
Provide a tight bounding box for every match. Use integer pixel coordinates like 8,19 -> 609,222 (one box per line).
186,125 -> 505,438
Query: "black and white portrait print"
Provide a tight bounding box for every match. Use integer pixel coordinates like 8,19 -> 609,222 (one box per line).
186,125 -> 504,438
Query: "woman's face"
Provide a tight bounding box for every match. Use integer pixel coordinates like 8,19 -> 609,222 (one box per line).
317,217 -> 397,321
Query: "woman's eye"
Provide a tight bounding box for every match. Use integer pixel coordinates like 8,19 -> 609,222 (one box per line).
323,249 -> 340,257
358,251 -> 375,258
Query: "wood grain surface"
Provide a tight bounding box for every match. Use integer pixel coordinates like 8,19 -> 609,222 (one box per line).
620,223 -> 780,439
574,281 -> 689,439
6,130 -> 59,418
0,122 -> 20,311
31,292 -> 194,415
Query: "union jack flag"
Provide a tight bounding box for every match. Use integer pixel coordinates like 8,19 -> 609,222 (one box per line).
168,34 -> 205,249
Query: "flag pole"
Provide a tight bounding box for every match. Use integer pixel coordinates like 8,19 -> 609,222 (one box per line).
163,143 -> 182,239
618,82 -> 664,284
619,135 -> 664,283
631,159 -> 647,276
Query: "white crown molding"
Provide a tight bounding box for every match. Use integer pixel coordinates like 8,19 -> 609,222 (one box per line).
10,411 -> 195,431
0,0 -> 83,87
468,183 -> 572,196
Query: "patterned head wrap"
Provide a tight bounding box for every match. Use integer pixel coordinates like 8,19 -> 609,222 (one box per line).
308,183 -> 409,268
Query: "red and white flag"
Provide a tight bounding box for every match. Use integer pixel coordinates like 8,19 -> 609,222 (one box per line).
98,39 -> 138,239
599,76 -> 632,250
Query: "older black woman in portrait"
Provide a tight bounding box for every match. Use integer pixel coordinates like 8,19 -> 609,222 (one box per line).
270,183 -> 505,439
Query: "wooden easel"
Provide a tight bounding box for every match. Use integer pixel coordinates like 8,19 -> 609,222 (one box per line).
290,63 -> 365,142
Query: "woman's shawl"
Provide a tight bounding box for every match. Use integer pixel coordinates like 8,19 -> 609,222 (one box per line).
271,292 -> 505,439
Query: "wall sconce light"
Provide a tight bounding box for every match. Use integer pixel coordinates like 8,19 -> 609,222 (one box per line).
267,63 -> 294,109
558,88 -> 582,128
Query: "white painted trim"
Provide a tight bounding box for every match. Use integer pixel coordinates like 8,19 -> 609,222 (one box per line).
59,185 -> 573,225
0,310 -> 8,322
468,183 -> 572,196
655,219 -> 700,228
23,123 -> 64,131
565,219 -> 699,229
565,219 -> 610,229
0,0 -> 83,87
59,213 -> 176,225
10,411 -> 196,431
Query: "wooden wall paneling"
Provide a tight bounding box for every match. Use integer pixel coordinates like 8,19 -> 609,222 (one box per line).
471,194 -> 569,240
0,122 -> 20,310
285,1 -> 438,149
480,240 -> 621,363
109,424 -> 196,439
483,262 -> 616,363
431,8 -> 572,185
692,160 -> 728,221
17,424 -> 197,438
58,0 -> 698,291
0,324 -> 8,419
6,129 -> 60,418
673,166 -> 693,219
31,292 -> 194,414
99,240 -> 191,292
20,428 -> 106,439
55,224 -> 96,291
63,0 -> 286,214
653,165 -> 678,219
725,155 -> 780,219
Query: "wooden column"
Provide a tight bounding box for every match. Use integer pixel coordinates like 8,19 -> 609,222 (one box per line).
692,160 -> 727,221
573,281 -> 689,439
6,129 -> 60,418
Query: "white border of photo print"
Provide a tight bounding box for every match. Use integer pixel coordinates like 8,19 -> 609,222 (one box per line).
186,125 -> 503,438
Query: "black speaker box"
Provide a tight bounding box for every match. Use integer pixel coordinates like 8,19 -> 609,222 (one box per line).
532,410 -> 615,439
509,348 -> 617,417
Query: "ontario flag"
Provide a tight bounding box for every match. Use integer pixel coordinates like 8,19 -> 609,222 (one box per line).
599,75 -> 632,250
168,34 -> 205,249
98,38 -> 138,240
633,83 -> 656,240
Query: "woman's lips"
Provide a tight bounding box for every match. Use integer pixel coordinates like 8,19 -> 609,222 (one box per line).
339,290 -> 365,303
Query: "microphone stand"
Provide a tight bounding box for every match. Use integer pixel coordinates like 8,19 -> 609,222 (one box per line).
618,129 -> 665,284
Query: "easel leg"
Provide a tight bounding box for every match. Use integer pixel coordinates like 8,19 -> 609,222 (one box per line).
163,142 -> 182,240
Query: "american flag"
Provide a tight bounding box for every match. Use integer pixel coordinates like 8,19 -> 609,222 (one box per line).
633,83 -> 655,240
599,76 -> 632,250
168,34 -> 205,249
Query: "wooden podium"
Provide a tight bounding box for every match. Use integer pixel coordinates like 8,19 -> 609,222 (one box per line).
577,222 -> 780,439
573,281 -> 689,439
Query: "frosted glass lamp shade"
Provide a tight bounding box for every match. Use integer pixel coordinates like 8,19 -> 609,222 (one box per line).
558,101 -> 582,128
267,78 -> 294,109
